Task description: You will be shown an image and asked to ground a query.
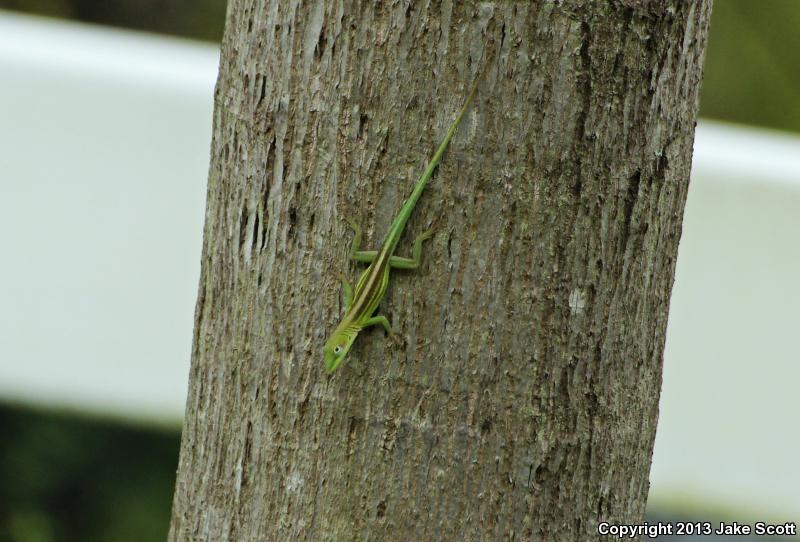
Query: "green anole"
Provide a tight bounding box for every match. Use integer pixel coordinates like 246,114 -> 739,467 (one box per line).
324,78 -> 480,372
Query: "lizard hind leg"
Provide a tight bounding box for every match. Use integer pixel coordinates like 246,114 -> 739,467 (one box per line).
345,217 -> 378,263
389,229 -> 433,269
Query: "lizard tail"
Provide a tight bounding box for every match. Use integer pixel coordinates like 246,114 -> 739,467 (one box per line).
404,72 -> 482,211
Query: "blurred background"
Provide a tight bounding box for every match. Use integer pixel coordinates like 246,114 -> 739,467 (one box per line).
1,1 -> 798,540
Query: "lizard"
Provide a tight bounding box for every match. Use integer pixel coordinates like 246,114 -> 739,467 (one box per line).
324,76 -> 480,372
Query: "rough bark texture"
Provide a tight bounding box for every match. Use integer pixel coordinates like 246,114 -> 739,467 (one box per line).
169,1 -> 712,540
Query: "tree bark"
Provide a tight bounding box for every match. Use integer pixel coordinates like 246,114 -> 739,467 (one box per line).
169,1 -> 712,540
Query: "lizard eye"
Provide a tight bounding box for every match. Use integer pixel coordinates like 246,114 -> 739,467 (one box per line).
333,346 -> 342,355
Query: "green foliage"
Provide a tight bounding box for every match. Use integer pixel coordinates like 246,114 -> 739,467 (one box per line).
0,0 -> 227,42
700,0 -> 800,133
0,405 -> 179,542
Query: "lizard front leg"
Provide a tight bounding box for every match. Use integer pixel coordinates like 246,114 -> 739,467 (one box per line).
337,273 -> 354,312
363,315 -> 403,345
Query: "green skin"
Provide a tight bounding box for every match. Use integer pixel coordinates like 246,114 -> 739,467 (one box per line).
324,80 -> 479,372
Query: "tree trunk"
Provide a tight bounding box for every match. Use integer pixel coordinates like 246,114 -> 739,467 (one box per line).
169,1 -> 712,540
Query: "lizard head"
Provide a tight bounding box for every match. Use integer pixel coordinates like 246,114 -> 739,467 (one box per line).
323,328 -> 356,373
